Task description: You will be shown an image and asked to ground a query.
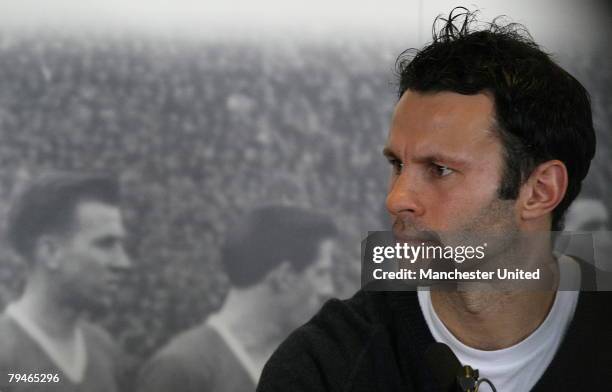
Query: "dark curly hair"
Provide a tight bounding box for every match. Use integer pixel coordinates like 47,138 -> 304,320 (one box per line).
395,7 -> 596,231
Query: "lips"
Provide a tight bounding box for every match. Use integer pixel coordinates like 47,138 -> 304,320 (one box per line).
105,274 -> 123,290
393,233 -> 433,242
393,228 -> 439,243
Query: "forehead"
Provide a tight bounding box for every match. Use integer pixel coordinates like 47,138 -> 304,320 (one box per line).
387,90 -> 499,158
71,201 -> 125,237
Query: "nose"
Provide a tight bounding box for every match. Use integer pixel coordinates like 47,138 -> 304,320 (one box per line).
317,273 -> 335,300
386,170 -> 425,219
112,246 -> 132,270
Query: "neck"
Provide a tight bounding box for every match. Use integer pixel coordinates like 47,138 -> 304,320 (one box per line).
431,289 -> 556,350
214,288 -> 285,361
12,271 -> 80,340
430,243 -> 559,350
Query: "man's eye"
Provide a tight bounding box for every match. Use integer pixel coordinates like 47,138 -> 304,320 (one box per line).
431,164 -> 454,177
387,159 -> 403,175
96,240 -> 114,249
95,238 -> 121,249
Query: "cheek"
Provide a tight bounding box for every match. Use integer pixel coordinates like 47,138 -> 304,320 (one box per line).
428,181 -> 500,228
58,250 -> 82,274
70,250 -> 107,274
426,197 -> 466,229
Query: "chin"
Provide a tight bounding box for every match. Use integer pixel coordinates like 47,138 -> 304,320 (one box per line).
64,289 -> 112,315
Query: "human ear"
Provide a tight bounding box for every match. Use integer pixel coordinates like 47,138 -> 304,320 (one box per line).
34,235 -> 62,270
266,261 -> 297,294
518,160 -> 568,225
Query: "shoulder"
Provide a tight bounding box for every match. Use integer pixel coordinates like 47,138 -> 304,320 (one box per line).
0,312 -> 43,388
0,313 -> 21,365
80,320 -> 137,388
154,322 -> 219,361
279,289 -> 395,353
258,290 -> 403,391
137,324 -> 216,392
572,291 -> 612,334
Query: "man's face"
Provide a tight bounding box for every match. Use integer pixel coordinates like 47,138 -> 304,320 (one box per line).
565,198 -> 610,232
564,198 -> 612,272
301,239 -> 335,309
54,201 -> 131,309
384,90 -> 518,246
282,238 -> 336,328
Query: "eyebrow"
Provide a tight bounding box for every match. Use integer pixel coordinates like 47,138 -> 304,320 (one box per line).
382,147 -> 469,167
382,147 -> 398,160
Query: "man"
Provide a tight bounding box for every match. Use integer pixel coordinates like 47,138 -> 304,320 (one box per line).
564,186 -> 612,287
565,198 -> 609,232
137,205 -> 338,392
0,172 -> 132,392
258,8 -> 611,391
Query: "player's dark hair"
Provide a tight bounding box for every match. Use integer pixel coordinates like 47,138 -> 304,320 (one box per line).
221,205 -> 337,288
7,171 -> 120,261
395,7 -> 596,230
